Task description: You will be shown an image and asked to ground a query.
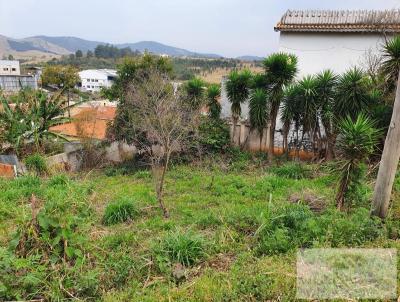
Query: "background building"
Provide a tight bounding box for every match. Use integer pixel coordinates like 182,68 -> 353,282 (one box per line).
79,69 -> 117,93
275,9 -> 400,77
0,60 -> 39,92
0,60 -> 21,76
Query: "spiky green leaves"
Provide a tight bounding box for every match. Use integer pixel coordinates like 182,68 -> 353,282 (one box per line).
226,70 -> 252,120
206,84 -> 221,120
249,89 -> 269,135
336,114 -> 381,162
183,77 -> 206,110
335,68 -> 371,120
381,36 -> 400,89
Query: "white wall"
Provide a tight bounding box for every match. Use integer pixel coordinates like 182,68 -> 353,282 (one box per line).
278,32 -> 390,77
0,60 -> 20,76
79,69 -> 116,93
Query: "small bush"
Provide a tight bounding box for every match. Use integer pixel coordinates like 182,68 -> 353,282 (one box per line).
102,198 -> 139,225
48,174 -> 70,187
24,153 -> 48,176
198,117 -> 230,154
154,230 -> 206,267
270,162 -> 310,180
255,204 -> 384,255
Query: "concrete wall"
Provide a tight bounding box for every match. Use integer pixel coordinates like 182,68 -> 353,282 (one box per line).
278,32 -> 390,78
229,120 -> 314,159
0,75 -> 38,92
46,141 -> 137,172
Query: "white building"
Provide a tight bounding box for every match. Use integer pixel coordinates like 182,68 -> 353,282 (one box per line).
79,69 -> 117,93
0,60 -> 21,76
275,10 -> 400,77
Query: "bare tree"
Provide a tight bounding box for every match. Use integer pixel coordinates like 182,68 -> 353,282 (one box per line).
126,70 -> 199,218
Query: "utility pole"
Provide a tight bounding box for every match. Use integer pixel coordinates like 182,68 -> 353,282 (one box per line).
372,70 -> 400,218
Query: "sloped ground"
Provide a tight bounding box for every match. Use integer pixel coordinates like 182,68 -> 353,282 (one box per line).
1,160 -> 399,301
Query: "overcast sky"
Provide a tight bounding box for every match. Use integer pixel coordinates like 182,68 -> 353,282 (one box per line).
1,0 -> 400,57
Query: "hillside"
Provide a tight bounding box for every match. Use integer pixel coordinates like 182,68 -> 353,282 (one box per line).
0,34 -> 222,60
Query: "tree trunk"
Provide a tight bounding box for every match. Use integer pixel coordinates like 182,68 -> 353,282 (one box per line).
156,153 -> 170,218
336,173 -> 349,211
371,70 -> 400,219
268,105 -> 279,163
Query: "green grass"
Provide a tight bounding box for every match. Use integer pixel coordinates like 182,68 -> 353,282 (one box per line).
0,160 -> 399,301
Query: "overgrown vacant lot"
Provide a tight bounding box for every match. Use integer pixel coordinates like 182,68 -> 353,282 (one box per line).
1,158 -> 400,301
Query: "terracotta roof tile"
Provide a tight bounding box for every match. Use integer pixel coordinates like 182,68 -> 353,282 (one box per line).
275,9 -> 400,32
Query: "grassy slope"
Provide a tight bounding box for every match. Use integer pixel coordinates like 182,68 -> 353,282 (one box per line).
1,160 -> 400,301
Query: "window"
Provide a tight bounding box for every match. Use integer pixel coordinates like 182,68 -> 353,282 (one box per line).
11,68 -> 16,71
3,68 -> 8,71
95,79 -> 98,82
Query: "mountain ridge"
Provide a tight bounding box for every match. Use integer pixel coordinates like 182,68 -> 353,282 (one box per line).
0,35 -> 223,59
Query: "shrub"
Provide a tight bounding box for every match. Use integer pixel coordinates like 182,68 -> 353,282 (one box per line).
48,174 -> 70,187
255,204 -> 384,255
270,162 -> 310,179
24,153 -> 48,176
102,197 -> 139,225
197,117 -> 230,154
154,230 -> 206,267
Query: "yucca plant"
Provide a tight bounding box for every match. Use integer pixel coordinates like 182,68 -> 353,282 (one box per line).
249,88 -> 269,150
315,70 -> 338,159
183,77 -> 206,110
381,36 -> 400,96
263,53 -> 297,161
226,69 -> 252,144
206,84 -> 221,120
335,68 -> 371,120
281,84 -> 301,156
335,114 -> 381,210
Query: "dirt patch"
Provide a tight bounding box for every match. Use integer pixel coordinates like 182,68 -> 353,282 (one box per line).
289,190 -> 326,213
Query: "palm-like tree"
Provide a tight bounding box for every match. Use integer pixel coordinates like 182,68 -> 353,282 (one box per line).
281,84 -> 301,156
335,68 -> 371,120
183,77 -> 206,110
263,53 -> 297,161
315,70 -> 338,159
381,36 -> 400,97
335,114 -> 380,210
249,88 -> 269,150
225,70 -> 252,144
206,84 -> 221,120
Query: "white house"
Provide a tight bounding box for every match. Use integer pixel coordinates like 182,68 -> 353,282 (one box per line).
0,60 -> 21,76
79,69 -> 117,93
275,9 -> 400,77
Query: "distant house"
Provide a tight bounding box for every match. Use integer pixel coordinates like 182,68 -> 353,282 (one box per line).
78,69 -> 117,93
0,60 -> 20,76
275,9 -> 400,76
0,60 -> 39,92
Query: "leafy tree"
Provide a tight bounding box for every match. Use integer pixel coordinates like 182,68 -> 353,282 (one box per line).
41,65 -> 80,117
225,69 -> 252,144
263,53 -> 297,161
106,53 -> 173,143
86,50 -> 94,58
206,84 -> 221,120
41,65 -> 79,89
335,114 -> 380,210
249,88 -> 268,149
75,49 -> 83,58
